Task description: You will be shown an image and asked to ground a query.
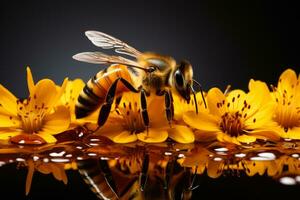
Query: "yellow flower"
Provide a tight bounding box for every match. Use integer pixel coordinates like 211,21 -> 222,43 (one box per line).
271,69 -> 300,139
172,92 -> 207,121
59,79 -> 85,124
0,67 -> 70,144
178,144 -> 244,178
241,153 -> 300,179
178,146 -> 212,176
95,92 -> 195,143
183,80 -> 280,145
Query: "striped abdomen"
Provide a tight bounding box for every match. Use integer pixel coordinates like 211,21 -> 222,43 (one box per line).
75,64 -> 135,118
77,159 -> 119,200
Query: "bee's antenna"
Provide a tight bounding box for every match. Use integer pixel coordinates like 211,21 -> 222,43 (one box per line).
192,80 -> 207,109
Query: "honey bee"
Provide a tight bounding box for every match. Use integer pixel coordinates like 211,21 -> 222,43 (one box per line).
73,31 -> 206,129
77,158 -> 137,200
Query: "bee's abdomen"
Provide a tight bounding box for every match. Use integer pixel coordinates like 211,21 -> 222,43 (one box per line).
75,65 -> 134,119
77,159 -> 118,200
75,84 -> 103,118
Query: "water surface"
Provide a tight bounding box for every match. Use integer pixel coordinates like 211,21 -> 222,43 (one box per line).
0,129 -> 299,200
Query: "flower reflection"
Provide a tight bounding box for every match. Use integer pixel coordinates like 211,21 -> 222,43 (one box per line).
25,159 -> 68,195
178,144 -> 245,178
78,142 -> 196,199
179,142 -> 300,183
0,140 -> 300,199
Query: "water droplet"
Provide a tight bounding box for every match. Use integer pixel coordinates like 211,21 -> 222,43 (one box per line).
279,177 -> 296,185
235,153 -> 246,158
213,157 -> 222,161
214,147 -> 228,152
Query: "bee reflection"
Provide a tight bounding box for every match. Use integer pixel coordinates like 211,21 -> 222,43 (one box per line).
77,149 -> 196,200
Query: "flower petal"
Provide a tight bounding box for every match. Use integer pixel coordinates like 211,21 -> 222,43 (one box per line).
111,131 -> 137,143
194,130 -> 218,142
60,79 -> 84,106
95,115 -> 125,135
0,129 -> 21,140
0,84 -> 18,116
183,111 -> 219,132
277,69 -> 298,94
42,106 -> 70,135
137,128 -> 168,143
30,79 -> 60,111
216,132 -> 241,145
173,92 -> 207,120
147,95 -> 169,127
247,129 -> 281,141
244,102 -> 275,129
246,80 -> 272,117
0,114 -> 21,128
207,88 -> 226,117
168,125 -> 194,143
37,132 -> 57,143
236,134 -> 257,144
60,79 -> 85,123
26,67 -> 35,96
226,90 -> 247,111
280,126 -> 300,140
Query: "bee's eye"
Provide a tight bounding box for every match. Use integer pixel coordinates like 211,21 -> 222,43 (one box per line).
175,70 -> 184,88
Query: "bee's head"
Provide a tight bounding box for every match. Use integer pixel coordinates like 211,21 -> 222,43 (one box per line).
173,60 -> 193,102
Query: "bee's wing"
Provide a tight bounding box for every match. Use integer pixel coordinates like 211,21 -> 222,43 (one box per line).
85,31 -> 142,58
73,52 -> 142,68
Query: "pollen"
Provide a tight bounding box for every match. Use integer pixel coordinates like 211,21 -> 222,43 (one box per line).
220,111 -> 245,137
273,85 -> 299,131
17,98 -> 48,133
117,100 -> 145,133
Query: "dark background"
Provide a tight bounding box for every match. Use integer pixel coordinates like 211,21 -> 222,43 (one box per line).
0,163 -> 300,200
0,0 -> 299,97
0,0 -> 300,199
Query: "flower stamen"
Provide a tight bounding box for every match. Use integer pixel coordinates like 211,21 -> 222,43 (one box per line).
220,111 -> 244,137
273,85 -> 299,131
117,100 -> 145,133
17,95 -> 48,134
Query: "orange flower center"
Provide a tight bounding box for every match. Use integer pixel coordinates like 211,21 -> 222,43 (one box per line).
273,89 -> 300,132
220,112 -> 244,137
17,97 -> 48,133
116,101 -> 145,133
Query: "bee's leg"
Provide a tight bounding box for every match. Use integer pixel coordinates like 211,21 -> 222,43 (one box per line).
140,89 -> 150,133
139,153 -> 149,191
164,90 -> 174,127
98,78 -> 140,128
98,159 -> 119,198
97,79 -> 119,127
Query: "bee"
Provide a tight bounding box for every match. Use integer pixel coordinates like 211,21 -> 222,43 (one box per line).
73,31 -> 206,129
77,158 -> 140,200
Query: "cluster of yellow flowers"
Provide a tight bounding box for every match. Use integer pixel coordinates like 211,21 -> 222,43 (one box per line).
0,67 -> 299,145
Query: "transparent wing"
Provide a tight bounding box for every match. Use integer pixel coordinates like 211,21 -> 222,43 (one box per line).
85,31 -> 142,58
73,52 -> 142,68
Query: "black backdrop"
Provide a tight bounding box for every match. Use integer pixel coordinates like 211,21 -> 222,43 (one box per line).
0,0 -> 299,97
0,0 -> 300,199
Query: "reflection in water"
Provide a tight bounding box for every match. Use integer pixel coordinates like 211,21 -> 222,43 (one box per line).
0,136 -> 300,199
